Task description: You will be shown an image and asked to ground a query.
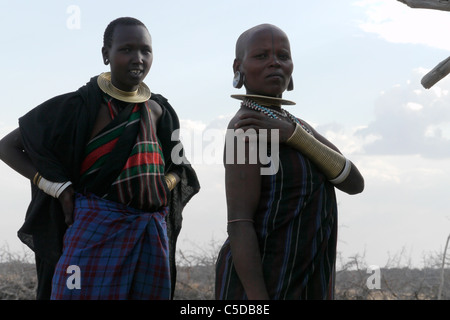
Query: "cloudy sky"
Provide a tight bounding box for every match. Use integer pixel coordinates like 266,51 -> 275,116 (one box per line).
1,0 -> 450,269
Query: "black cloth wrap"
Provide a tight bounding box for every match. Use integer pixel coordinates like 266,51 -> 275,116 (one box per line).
17,76 -> 200,299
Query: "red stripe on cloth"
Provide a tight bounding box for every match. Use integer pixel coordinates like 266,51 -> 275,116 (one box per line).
80,138 -> 119,174
122,152 -> 164,170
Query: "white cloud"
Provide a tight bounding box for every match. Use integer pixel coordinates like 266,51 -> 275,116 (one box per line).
179,116 -> 232,166
353,69 -> 450,158
355,0 -> 450,51
405,102 -> 423,111
180,119 -> 207,133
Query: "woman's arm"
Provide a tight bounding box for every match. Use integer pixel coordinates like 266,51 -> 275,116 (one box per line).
233,112 -> 364,195
305,123 -> 364,195
0,127 -> 37,180
0,127 -> 75,225
224,118 -> 270,300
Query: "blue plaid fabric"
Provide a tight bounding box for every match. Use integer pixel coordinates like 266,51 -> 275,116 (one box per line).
50,193 -> 170,300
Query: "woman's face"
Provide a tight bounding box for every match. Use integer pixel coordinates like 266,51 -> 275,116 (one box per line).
239,27 -> 293,97
103,24 -> 153,92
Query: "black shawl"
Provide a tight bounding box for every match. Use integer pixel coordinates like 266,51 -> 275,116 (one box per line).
18,76 -> 200,298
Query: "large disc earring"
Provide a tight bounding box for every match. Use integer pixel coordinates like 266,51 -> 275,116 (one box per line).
287,77 -> 294,91
233,71 -> 244,89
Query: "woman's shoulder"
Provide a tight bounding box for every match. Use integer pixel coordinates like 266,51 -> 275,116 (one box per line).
21,91 -> 83,120
227,107 -> 260,129
147,99 -> 163,118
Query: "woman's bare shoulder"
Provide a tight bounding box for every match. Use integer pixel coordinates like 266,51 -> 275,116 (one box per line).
227,108 -> 260,129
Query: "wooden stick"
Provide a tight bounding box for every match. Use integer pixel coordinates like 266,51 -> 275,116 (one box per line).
421,55 -> 450,89
398,1 -> 450,87
438,233 -> 450,300
398,0 -> 450,11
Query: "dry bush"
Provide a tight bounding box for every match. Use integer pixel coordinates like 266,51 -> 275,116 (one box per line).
335,248 -> 450,300
1,240 -> 449,300
174,240 -> 219,300
0,244 -> 36,300
172,242 -> 450,300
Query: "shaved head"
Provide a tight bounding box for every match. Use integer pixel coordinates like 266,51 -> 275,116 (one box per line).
235,24 -> 288,60
232,23 -> 293,96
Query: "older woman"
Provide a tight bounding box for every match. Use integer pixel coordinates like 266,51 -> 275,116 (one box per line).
215,24 -> 364,300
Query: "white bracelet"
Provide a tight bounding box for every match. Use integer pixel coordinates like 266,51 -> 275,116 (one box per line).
329,159 -> 352,185
37,176 -> 72,198
55,181 -> 73,198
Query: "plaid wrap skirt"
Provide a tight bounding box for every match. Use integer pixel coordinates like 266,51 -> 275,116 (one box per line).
50,193 -> 170,300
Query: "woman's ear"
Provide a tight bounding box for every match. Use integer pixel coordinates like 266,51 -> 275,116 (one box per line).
233,71 -> 244,89
232,59 -> 241,74
101,47 -> 109,65
232,59 -> 244,89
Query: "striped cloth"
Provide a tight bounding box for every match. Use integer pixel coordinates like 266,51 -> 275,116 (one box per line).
50,193 -> 170,300
215,144 -> 338,300
79,96 -> 168,212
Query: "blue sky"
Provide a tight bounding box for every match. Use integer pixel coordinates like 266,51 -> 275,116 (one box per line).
1,0 -> 450,269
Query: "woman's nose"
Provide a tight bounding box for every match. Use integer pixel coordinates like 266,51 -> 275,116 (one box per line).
269,54 -> 281,67
132,51 -> 144,64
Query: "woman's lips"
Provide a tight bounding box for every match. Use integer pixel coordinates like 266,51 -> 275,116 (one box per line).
266,73 -> 284,79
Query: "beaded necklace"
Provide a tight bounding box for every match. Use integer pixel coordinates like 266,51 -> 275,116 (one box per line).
241,98 -> 312,134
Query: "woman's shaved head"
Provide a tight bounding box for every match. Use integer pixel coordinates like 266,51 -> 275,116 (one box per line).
235,24 -> 289,60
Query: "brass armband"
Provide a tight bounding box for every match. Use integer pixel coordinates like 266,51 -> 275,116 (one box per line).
286,124 -> 350,183
164,173 -> 178,191
33,172 -> 42,186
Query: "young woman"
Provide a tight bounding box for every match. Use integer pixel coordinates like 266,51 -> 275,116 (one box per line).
0,17 -> 199,300
215,24 -> 364,300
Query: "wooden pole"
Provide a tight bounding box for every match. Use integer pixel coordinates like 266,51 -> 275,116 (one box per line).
421,55 -> 450,89
398,0 -> 450,11
398,1 -> 450,88
438,234 -> 450,300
